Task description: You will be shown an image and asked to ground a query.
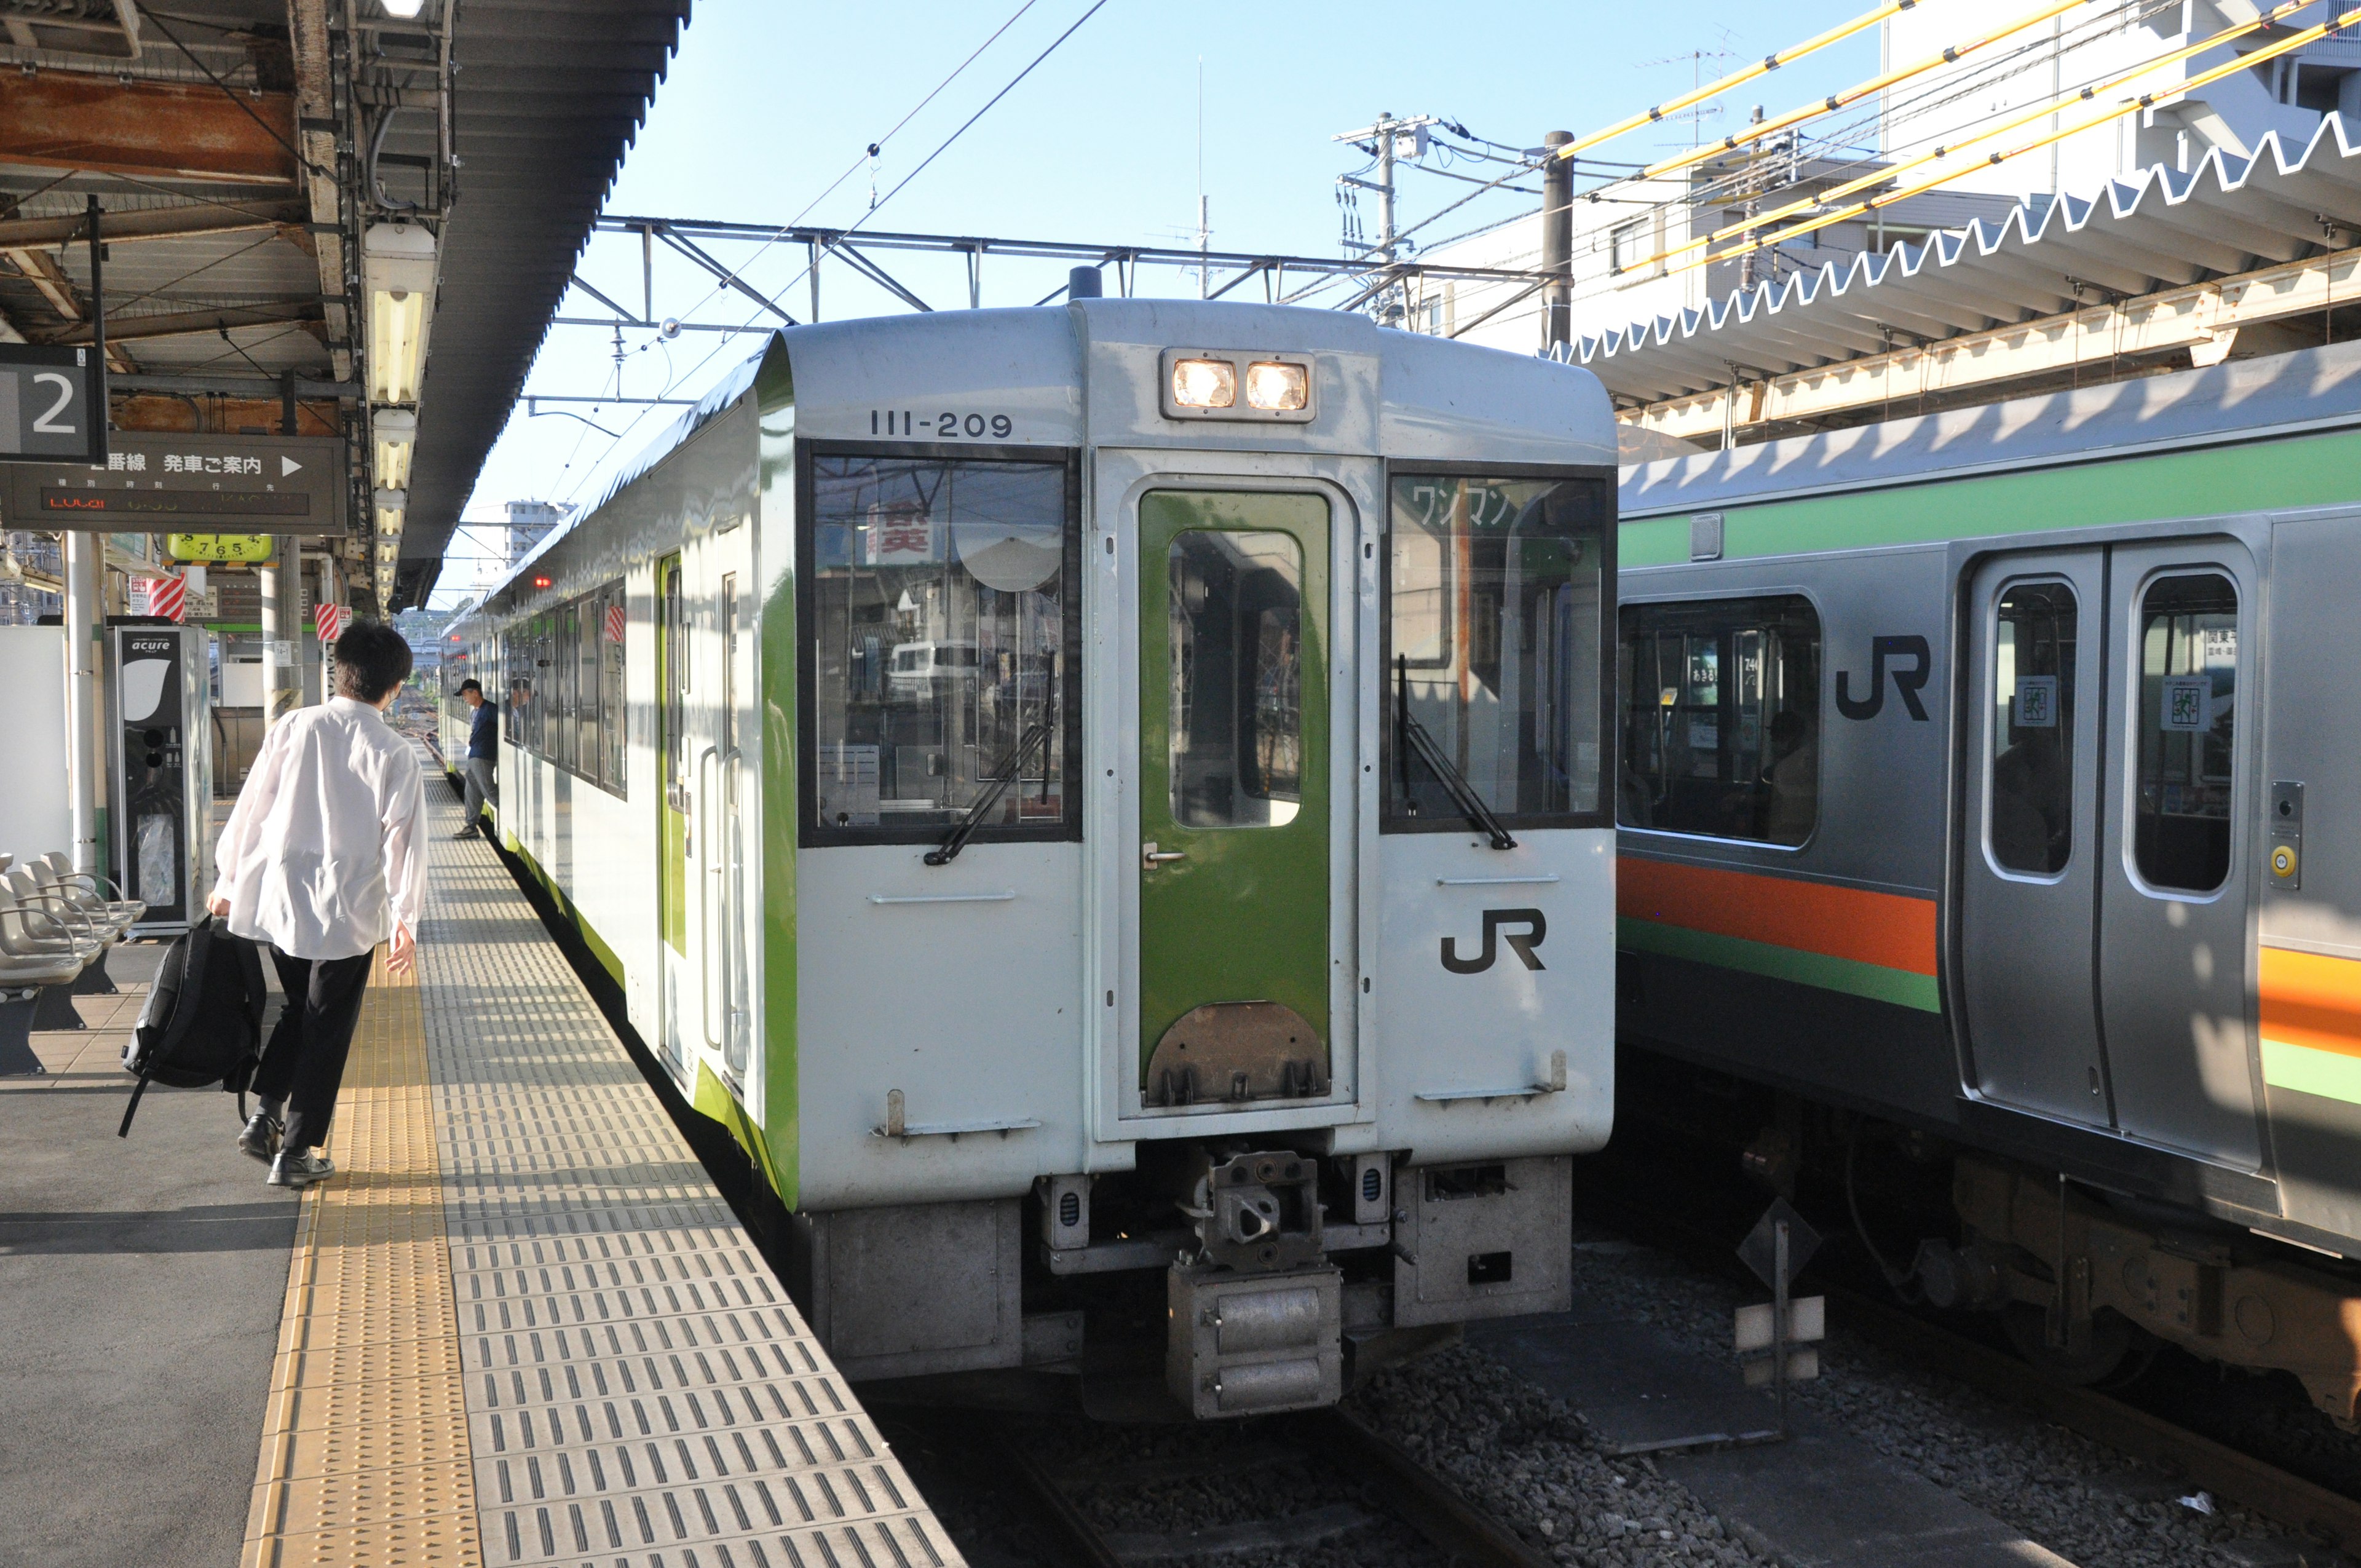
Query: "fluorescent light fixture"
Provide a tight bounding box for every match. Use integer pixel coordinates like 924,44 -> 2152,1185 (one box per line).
363,223 -> 438,404
382,0 -> 426,16
1245,361 -> 1310,412
374,487 -> 406,544
373,408 -> 416,489
1169,357 -> 1236,409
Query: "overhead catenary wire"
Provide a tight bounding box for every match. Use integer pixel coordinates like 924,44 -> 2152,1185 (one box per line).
544,0 -> 1112,508
600,0 -> 1046,347
1671,0 -> 2350,278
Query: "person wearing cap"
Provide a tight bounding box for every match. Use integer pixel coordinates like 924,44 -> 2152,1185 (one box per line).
454,677 -> 497,839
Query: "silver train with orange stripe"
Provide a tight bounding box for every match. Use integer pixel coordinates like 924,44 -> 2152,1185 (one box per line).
1615,341 -> 2361,1420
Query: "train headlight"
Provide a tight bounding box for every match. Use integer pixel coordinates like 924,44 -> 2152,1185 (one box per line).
1244,360 -> 1309,411
1170,357 -> 1237,410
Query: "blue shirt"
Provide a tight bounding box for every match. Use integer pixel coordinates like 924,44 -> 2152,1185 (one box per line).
467,699 -> 499,759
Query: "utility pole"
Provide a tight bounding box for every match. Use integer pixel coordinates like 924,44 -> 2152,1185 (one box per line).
1542,130 -> 1574,351
1332,112 -> 1439,323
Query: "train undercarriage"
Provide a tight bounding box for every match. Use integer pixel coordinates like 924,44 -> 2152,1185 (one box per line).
1615,1046 -> 2361,1428
766,1145 -> 1575,1422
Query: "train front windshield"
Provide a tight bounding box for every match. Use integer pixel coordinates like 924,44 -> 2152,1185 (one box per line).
1383,472 -> 1612,830
807,454 -> 1075,841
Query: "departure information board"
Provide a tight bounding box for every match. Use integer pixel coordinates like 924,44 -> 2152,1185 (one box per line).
8,432 -> 347,534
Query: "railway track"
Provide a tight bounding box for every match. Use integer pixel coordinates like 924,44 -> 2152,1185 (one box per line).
904,1403 -> 1554,1567
1573,1173 -> 2361,1560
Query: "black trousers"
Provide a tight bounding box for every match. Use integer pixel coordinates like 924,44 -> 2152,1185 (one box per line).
251,946 -> 374,1154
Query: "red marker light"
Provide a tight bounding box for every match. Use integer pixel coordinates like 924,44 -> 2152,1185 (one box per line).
532,574 -> 552,588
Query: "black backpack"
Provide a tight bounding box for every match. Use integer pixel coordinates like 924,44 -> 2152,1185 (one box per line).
117,914 -> 267,1138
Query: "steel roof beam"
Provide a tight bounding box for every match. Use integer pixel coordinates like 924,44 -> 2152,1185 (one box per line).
0,73 -> 299,185
32,300 -> 320,346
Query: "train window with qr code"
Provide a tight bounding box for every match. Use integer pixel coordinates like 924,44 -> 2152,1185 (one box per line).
1617,596 -> 1820,846
1990,580 -> 2076,876
2133,572 -> 2237,893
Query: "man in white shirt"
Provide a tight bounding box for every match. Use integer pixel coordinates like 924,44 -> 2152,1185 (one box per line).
207,620 -> 426,1189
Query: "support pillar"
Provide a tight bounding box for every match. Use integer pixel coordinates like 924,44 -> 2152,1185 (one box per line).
63,533 -> 102,878
261,536 -> 302,725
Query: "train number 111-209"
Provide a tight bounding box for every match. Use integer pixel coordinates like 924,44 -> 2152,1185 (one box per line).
871,410 -> 1013,439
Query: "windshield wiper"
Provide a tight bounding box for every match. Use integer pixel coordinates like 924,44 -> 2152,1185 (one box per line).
1397,655 -> 1517,850
926,720 -> 1054,866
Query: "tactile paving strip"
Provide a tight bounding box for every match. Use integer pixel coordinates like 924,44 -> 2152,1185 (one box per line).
242,946 -> 482,1568
419,789 -> 962,1568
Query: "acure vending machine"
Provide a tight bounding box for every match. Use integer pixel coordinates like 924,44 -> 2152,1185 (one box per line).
108,623 -> 213,934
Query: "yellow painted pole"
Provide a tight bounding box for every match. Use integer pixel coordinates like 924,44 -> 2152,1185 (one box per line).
1636,0 -> 2096,184
1687,0 -> 2359,274
1621,0 -> 2327,277
1551,1 -> 1917,164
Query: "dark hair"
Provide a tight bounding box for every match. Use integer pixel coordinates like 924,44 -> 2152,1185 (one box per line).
457,678 -> 483,695
333,619 -> 414,702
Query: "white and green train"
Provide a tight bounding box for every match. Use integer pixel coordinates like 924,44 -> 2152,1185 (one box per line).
440,292 -> 1618,1417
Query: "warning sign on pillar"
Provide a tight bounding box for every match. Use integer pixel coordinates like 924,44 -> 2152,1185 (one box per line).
315,603 -> 349,644
132,574 -> 186,623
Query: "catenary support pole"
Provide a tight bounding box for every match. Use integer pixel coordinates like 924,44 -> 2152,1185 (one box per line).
1542,130 -> 1574,351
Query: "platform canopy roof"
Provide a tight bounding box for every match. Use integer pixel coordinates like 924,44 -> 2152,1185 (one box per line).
394,0 -> 690,611
1568,114 -> 2361,411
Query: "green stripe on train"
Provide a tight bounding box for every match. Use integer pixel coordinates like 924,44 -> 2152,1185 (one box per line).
2262,1038 -> 2361,1109
1622,426 -> 2361,567
1617,916 -> 1942,1013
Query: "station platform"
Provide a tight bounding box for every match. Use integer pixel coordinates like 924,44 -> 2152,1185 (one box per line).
1,780 -> 959,1568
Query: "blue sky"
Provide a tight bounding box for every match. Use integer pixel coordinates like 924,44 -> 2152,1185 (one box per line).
433,0 -> 1886,605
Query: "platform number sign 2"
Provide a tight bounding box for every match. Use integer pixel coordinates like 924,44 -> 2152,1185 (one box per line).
0,345 -> 104,464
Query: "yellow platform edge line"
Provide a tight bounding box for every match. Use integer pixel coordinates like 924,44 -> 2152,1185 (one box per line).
240,949 -> 482,1568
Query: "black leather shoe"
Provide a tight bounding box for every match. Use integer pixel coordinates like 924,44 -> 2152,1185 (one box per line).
267,1150 -> 334,1189
236,1109 -> 282,1163
450,826 -> 479,839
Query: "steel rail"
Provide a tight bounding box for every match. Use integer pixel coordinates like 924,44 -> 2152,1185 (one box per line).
1832,1289 -> 2361,1558
940,1403 -> 1552,1566
1306,1407 -> 1557,1568
1572,1173 -> 2361,1557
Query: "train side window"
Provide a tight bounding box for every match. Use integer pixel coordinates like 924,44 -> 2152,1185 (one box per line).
600,582 -> 627,792
2134,573 -> 2237,893
1383,472 -> 1611,830
1990,581 -> 2076,875
1617,595 -> 1820,846
805,453 -> 1077,843
1168,529 -> 1303,828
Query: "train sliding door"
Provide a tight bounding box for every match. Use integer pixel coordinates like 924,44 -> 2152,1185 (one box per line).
1960,550 -> 2110,1128
657,555 -> 693,1075
1959,540 -> 2262,1168
2098,542 -> 2259,1168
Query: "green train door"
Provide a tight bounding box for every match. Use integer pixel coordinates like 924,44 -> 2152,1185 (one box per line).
657,553 -> 690,1072
1136,489 -> 1331,1107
